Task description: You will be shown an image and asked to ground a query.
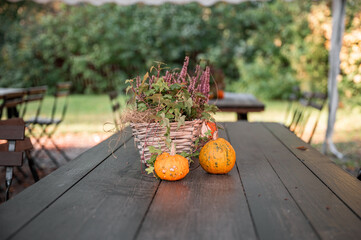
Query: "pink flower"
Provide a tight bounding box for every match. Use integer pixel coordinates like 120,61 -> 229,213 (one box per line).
178,56 -> 189,84
188,65 -> 201,94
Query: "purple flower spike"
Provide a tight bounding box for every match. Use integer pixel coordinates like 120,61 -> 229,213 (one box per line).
136,76 -> 141,89
178,56 -> 189,84
203,67 -> 210,101
188,65 -> 201,94
164,71 -> 172,86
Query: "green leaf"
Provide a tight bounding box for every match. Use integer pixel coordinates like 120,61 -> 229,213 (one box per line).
174,108 -> 180,117
160,112 -> 170,127
125,79 -> 133,84
165,136 -> 172,149
177,115 -> 185,130
204,129 -> 212,137
146,93 -> 162,103
201,112 -> 211,120
125,85 -> 133,94
137,102 -> 147,111
148,145 -> 162,155
138,83 -> 149,95
152,78 -> 169,92
184,98 -> 193,114
165,112 -> 174,119
162,117 -> 170,128
143,72 -> 149,83
163,94 -> 173,99
145,89 -> 156,96
170,83 -> 182,91
145,166 -> 154,175
204,103 -> 219,114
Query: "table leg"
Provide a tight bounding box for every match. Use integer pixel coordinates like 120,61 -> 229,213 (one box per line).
237,113 -> 248,121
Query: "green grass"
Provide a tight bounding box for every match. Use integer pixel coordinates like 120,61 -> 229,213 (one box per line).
25,94 -> 361,175
25,94 -> 128,133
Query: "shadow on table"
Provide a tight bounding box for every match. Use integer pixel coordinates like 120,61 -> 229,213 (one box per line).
0,146 -> 89,204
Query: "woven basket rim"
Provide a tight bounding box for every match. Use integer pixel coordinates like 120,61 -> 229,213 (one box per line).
130,119 -> 203,127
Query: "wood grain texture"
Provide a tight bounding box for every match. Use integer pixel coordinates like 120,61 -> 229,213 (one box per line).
264,122 -> 361,218
0,118 -> 25,140
0,129 -> 132,240
234,122 -> 361,239
0,152 -> 23,166
225,122 -> 318,240
136,129 -> 257,240
2,122 -> 360,240
10,136 -> 159,240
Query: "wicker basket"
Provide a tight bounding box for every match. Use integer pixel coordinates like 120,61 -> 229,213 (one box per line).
130,119 -> 203,163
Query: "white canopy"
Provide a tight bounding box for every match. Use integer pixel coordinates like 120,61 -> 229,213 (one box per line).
10,0 -> 258,6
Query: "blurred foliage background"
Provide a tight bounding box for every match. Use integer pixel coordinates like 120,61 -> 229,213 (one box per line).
0,0 -> 360,105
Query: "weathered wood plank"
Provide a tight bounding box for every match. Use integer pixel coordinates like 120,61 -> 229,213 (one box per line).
234,122 -> 361,239
225,122 -> 318,240
136,128 -> 257,240
10,135 -> 159,240
0,129 -> 132,240
264,122 -> 361,218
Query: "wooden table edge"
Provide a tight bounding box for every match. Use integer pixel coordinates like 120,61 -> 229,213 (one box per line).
0,129 -> 132,240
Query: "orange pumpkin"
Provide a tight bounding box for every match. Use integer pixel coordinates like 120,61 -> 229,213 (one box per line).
206,121 -> 217,138
154,144 -> 189,181
217,90 -> 224,99
199,132 -> 236,174
156,152 -> 170,161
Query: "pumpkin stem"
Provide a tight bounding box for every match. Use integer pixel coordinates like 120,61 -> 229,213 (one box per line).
170,142 -> 176,156
212,130 -> 219,140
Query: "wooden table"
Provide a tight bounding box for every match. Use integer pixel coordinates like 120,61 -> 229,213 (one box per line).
209,92 -> 265,121
0,88 -> 25,99
1,122 -> 360,240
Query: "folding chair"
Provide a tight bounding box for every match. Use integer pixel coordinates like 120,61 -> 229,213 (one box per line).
286,91 -> 327,144
0,91 -> 25,119
0,118 -> 39,201
32,82 -> 72,167
303,92 -> 327,144
18,86 -> 48,172
286,91 -> 312,135
0,91 -> 30,180
284,86 -> 301,126
21,86 -> 48,125
108,91 -> 121,131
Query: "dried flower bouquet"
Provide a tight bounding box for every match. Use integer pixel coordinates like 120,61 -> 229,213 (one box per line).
122,56 -> 218,174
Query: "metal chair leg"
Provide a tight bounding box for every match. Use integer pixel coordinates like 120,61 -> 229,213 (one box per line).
5,167 -> 13,201
26,150 -> 39,182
